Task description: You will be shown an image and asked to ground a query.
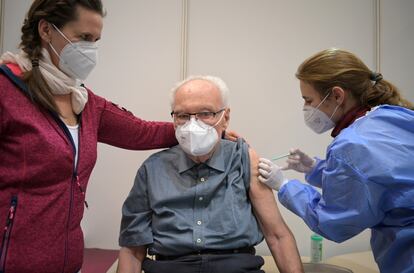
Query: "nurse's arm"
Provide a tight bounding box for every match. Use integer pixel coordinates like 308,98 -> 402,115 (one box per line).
117,246 -> 146,273
248,148 -> 304,273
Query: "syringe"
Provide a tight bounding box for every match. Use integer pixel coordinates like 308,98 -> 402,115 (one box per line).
271,153 -> 291,161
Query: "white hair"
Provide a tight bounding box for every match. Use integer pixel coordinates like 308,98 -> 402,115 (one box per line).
170,75 -> 230,110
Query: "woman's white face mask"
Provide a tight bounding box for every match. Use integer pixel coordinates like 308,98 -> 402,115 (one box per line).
303,91 -> 339,134
175,112 -> 225,156
48,24 -> 98,81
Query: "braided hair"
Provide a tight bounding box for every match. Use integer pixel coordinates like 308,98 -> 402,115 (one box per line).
20,0 -> 104,113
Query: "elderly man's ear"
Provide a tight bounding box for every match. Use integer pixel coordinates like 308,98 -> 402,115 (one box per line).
222,108 -> 231,130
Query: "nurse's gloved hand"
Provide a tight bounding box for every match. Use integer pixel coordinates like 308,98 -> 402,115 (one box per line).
258,158 -> 289,191
282,148 -> 316,173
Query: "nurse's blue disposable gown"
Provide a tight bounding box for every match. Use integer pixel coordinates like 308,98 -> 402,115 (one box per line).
278,105 -> 414,273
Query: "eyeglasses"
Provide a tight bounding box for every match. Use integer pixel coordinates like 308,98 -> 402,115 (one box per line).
171,109 -> 225,125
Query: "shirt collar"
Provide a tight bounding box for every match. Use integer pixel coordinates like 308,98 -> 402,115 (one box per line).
177,142 -> 226,173
204,143 -> 226,172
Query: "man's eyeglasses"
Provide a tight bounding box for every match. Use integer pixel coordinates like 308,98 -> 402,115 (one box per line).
171,109 -> 225,125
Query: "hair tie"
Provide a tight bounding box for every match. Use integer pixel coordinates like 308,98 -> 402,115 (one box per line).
370,72 -> 383,83
31,59 -> 39,67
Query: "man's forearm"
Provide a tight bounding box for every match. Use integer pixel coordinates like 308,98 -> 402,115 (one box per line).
117,246 -> 146,273
266,234 -> 303,273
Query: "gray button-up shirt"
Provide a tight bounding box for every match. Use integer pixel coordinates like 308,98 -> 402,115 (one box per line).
119,139 -> 263,256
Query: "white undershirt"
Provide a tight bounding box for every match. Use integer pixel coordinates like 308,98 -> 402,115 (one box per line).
66,124 -> 79,167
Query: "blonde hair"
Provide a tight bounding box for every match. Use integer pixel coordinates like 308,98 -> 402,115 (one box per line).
296,48 -> 413,109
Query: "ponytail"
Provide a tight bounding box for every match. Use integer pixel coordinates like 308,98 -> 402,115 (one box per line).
20,2 -> 59,113
296,48 -> 414,110
362,78 -> 414,110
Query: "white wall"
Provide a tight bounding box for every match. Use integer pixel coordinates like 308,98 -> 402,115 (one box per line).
1,0 -> 31,52
381,0 -> 414,103
1,0 -> 413,259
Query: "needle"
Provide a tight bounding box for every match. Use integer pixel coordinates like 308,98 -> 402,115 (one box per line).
271,153 -> 291,161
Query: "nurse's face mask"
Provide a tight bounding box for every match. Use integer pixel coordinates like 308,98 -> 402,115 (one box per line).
174,110 -> 225,156
48,24 -> 98,81
303,90 -> 340,134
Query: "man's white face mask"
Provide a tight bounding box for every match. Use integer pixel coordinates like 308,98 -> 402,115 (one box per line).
175,112 -> 224,156
303,91 -> 339,134
48,24 -> 98,81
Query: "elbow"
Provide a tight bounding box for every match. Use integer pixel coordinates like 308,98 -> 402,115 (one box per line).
264,225 -> 296,247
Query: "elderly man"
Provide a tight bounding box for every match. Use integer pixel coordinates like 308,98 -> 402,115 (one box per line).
117,76 -> 303,273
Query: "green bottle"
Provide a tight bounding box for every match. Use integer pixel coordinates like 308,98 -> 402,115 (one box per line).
310,233 -> 323,263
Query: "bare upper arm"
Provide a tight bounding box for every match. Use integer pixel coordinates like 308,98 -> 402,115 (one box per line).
248,148 -> 291,237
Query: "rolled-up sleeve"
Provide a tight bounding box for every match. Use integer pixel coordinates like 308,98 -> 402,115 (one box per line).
119,166 -> 153,247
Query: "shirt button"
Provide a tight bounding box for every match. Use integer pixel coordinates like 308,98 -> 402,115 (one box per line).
196,238 -> 202,243
197,220 -> 202,225
198,197 -> 203,201
200,177 -> 205,182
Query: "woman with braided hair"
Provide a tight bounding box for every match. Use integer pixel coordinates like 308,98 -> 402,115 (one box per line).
258,48 -> 414,273
0,1 -> 179,272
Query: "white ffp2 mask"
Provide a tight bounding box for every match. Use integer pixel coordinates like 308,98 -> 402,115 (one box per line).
49,24 -> 97,81
175,114 -> 224,156
303,92 -> 339,134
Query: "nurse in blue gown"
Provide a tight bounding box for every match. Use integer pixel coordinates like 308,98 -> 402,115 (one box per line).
258,48 -> 414,273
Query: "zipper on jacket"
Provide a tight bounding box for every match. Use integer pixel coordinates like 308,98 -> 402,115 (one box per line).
50,113 -> 84,273
73,128 -> 88,209
75,174 -> 88,209
0,196 -> 18,273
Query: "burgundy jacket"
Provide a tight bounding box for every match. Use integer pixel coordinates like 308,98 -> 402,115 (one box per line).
0,64 -> 177,273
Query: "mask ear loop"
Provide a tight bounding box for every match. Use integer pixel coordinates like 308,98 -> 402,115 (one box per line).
211,110 -> 226,128
48,41 -> 61,59
48,23 -> 76,76
51,23 -> 73,44
329,104 -> 340,120
315,90 -> 332,109
305,90 -> 332,121
328,87 -> 343,120
51,23 -> 97,64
